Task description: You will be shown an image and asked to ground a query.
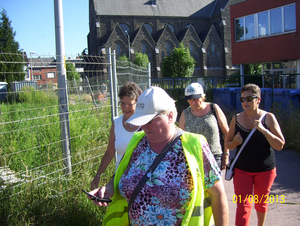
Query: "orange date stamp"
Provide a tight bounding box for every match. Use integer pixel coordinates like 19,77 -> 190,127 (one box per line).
233,194 -> 285,204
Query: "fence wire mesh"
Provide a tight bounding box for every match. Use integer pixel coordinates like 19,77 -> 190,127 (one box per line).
0,52 -> 150,223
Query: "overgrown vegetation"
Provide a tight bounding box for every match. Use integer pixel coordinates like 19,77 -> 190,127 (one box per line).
0,88 -> 113,225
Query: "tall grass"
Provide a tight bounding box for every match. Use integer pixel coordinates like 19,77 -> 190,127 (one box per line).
0,87 -> 114,225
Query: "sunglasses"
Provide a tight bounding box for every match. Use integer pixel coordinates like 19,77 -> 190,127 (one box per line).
240,96 -> 258,103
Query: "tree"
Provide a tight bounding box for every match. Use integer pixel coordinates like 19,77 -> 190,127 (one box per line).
116,55 -> 130,67
66,62 -> 80,80
133,52 -> 149,68
161,42 -> 195,77
244,63 -> 262,75
0,9 -> 25,84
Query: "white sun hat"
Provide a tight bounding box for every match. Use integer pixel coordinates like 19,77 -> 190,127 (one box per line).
126,86 -> 175,126
184,82 -> 205,100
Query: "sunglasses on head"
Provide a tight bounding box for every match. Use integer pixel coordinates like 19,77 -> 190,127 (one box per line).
240,96 -> 258,103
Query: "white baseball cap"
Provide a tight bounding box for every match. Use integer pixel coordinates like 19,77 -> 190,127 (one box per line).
185,82 -> 205,100
126,86 -> 176,126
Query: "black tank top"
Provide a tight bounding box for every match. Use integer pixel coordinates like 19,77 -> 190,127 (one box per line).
234,115 -> 275,172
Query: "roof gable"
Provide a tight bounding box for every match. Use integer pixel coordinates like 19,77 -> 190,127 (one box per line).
155,25 -> 179,47
201,25 -> 222,49
132,25 -> 156,47
178,26 -> 202,47
105,23 -> 128,48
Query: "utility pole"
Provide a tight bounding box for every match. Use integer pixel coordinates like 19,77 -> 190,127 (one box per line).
54,0 -> 72,175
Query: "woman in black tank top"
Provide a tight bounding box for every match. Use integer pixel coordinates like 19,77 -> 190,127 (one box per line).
226,84 -> 285,226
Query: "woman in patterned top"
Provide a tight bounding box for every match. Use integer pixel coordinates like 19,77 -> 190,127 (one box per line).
88,87 -> 229,226
179,82 -> 229,170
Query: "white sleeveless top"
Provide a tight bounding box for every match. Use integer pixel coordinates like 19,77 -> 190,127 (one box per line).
114,115 -> 139,170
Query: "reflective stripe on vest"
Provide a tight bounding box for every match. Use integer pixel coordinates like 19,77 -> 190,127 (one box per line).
191,197 -> 212,217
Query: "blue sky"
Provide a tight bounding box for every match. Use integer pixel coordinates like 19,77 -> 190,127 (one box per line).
1,0 -> 89,58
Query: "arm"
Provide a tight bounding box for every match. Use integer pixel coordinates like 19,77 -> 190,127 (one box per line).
91,122 -> 116,190
214,104 -> 230,169
225,115 -> 243,151
254,112 -> 285,151
207,180 -> 229,226
178,111 -> 185,130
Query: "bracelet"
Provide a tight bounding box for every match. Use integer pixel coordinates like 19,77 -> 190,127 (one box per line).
223,152 -> 229,156
264,129 -> 270,136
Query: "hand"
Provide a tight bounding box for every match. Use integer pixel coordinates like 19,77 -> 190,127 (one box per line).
91,175 -> 100,190
253,119 -> 264,132
88,184 -> 113,207
221,154 -> 229,170
233,132 -> 243,145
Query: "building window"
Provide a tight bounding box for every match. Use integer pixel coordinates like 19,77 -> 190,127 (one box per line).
167,43 -> 170,56
211,44 -> 216,67
235,18 -> 245,41
189,42 -> 199,67
284,4 -> 296,31
258,11 -> 269,37
194,51 -> 199,67
47,72 -> 55,78
235,3 -> 296,41
144,23 -> 153,35
207,52 -> 211,68
245,15 -> 255,39
34,75 -> 42,80
270,8 -> 282,34
161,51 -> 165,61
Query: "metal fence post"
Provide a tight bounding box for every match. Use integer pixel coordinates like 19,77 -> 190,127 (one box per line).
54,0 -> 72,175
240,64 -> 244,87
112,50 -> 118,118
108,48 -> 115,122
148,62 -> 151,87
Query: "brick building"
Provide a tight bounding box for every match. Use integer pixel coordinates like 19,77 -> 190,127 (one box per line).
87,0 -> 240,78
28,57 -> 57,86
230,0 -> 300,85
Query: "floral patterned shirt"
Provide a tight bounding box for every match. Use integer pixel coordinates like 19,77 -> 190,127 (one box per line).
119,135 -> 221,226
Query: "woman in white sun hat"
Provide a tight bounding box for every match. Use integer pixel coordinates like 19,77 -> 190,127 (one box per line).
179,82 -> 229,170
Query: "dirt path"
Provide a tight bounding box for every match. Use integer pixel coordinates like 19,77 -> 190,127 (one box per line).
223,149 -> 300,225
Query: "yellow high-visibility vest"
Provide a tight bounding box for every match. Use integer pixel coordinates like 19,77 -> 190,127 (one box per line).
103,131 -> 214,226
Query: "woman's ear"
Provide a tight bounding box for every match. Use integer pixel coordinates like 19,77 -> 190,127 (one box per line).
167,111 -> 175,123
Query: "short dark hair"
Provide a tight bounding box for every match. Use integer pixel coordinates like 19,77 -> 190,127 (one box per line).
241,83 -> 261,98
118,82 -> 142,101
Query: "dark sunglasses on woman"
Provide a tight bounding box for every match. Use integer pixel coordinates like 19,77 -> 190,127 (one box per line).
240,96 -> 258,103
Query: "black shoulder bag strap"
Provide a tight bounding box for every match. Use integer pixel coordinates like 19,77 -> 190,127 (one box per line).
127,129 -> 185,224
